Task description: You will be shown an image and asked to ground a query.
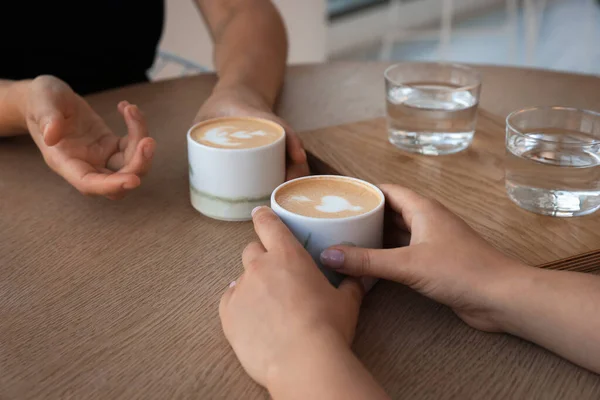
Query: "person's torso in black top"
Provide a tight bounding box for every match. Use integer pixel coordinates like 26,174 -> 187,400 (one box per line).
1,1 -> 164,95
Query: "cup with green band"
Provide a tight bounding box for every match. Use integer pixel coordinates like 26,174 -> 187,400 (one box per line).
187,116 -> 286,221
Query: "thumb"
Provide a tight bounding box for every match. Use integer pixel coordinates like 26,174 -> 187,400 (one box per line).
28,77 -> 75,146
41,114 -> 70,147
320,245 -> 416,282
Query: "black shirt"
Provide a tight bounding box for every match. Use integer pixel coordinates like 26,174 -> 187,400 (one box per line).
1,1 -> 164,94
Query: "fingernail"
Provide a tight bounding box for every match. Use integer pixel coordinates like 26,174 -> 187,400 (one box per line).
251,206 -> 263,217
143,144 -> 154,159
229,281 -> 236,288
129,105 -> 142,121
320,249 -> 345,269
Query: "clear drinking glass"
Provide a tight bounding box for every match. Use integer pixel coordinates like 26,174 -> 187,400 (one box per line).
505,106 -> 600,217
384,62 -> 481,155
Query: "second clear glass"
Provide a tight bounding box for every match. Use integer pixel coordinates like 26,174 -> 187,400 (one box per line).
505,106 -> 600,217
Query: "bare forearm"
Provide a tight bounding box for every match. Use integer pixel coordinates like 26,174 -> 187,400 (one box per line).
267,334 -> 390,400
0,79 -> 30,136
198,0 -> 288,109
495,266 -> 600,373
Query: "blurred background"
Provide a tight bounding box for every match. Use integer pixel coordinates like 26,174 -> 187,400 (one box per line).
154,0 -> 599,79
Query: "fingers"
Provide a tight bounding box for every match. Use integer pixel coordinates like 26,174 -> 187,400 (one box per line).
378,185 -> 433,232
286,161 -> 310,181
114,137 -> 156,176
320,245 -> 420,283
284,125 -> 310,179
108,102 -> 155,176
117,100 -> 131,116
59,158 -> 141,197
78,171 -> 140,197
242,241 -> 266,267
251,206 -> 300,252
338,277 -> 364,309
123,104 -> 147,145
285,129 -> 307,165
123,104 -> 154,174
42,116 -> 72,147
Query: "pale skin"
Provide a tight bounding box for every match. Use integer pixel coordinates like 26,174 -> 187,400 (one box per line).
0,0 -> 307,198
221,184 -> 600,398
220,206 -> 390,400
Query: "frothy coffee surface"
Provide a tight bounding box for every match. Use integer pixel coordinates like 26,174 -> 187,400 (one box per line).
275,177 -> 382,219
191,117 -> 284,149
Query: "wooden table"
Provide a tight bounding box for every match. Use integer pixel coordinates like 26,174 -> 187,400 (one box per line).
1,63 -> 599,399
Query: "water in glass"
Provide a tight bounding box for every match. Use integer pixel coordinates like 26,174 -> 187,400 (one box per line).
505,128 -> 600,217
386,82 -> 478,155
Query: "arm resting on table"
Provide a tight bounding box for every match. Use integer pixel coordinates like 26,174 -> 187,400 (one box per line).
494,266 -> 600,373
0,79 -> 30,136
267,332 -> 390,400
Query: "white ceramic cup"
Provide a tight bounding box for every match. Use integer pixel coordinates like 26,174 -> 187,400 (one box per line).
187,117 -> 286,221
271,175 -> 385,287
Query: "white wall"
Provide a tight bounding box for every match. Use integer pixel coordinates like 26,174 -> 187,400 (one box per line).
275,0 -> 327,64
158,0 -> 327,74
328,0 -> 506,56
157,0 -> 507,77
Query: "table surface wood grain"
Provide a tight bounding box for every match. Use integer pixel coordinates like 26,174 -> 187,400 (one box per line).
1,63 -> 599,399
300,111 -> 600,267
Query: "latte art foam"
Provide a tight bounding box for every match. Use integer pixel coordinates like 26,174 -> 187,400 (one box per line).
203,126 -> 268,147
275,177 -> 382,219
191,117 -> 284,149
291,195 -> 364,214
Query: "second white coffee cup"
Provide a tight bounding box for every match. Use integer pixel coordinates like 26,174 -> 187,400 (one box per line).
271,175 -> 385,287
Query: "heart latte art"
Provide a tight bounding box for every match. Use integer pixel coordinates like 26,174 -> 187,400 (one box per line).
191,117 -> 284,149
275,177 -> 382,219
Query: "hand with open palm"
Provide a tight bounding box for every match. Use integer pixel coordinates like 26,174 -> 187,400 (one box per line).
23,75 -> 156,199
